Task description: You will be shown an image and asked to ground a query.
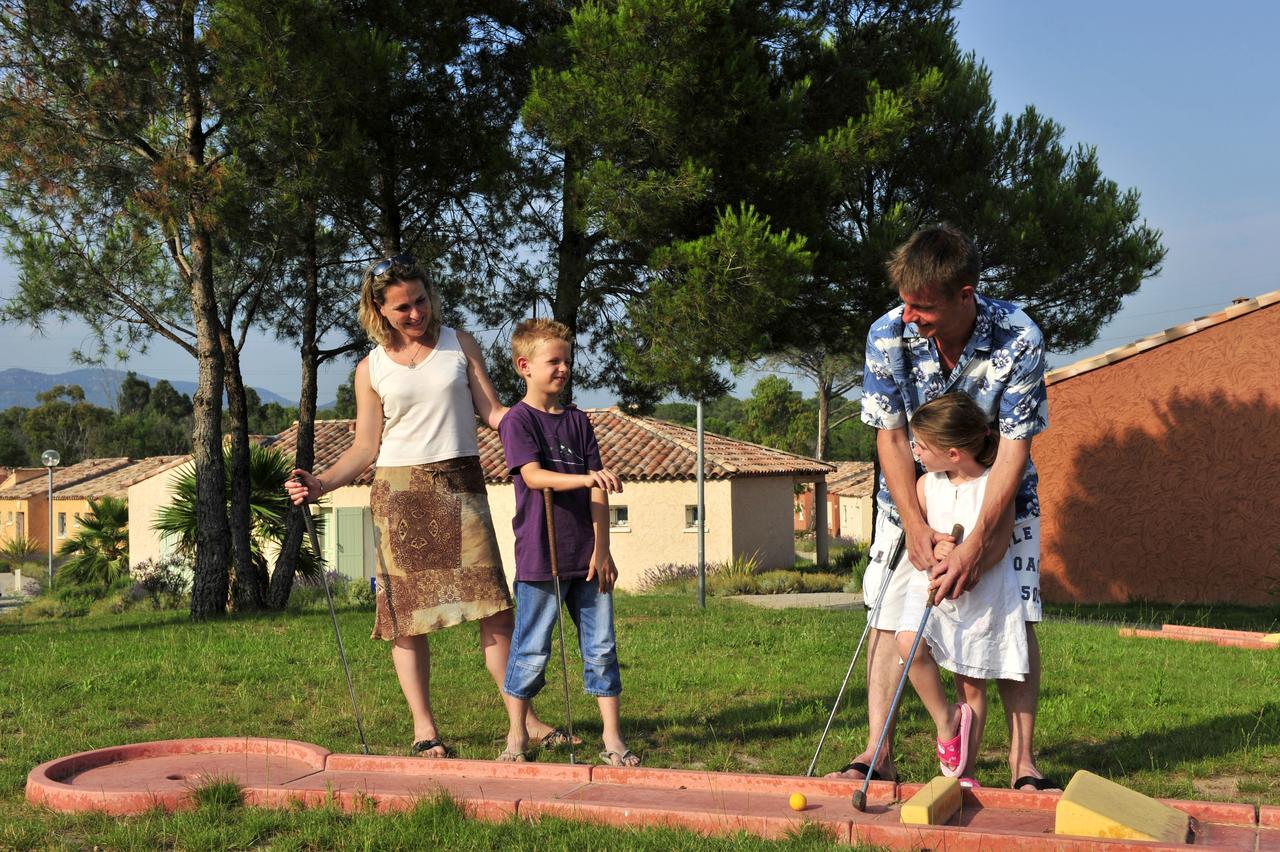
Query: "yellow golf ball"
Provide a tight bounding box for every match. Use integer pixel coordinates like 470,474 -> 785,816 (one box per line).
788,792 -> 807,811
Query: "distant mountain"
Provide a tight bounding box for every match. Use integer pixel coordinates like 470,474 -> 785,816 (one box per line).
0,368 -> 296,411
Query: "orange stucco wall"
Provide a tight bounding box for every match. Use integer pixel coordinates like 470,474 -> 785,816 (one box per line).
1036,303 -> 1280,606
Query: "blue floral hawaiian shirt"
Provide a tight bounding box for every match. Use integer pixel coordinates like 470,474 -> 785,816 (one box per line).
861,293 -> 1048,523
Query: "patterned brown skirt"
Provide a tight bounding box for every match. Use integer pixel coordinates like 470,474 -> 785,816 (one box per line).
369,456 -> 512,641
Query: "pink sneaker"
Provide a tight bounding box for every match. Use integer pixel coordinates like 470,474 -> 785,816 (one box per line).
935,703 -> 974,778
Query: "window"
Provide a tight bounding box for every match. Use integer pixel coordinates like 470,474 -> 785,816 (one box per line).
609,505 -> 629,529
684,505 -> 703,530
5,511 -> 11,526
57,513 -> 66,536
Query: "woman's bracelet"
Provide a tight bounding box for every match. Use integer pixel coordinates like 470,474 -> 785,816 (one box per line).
316,479 -> 326,495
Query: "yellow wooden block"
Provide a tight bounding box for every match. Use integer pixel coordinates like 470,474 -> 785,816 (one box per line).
1055,770 -> 1189,843
900,776 -> 962,826
1262,633 -> 1280,646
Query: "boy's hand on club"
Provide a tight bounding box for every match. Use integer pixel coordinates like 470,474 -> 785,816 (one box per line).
585,468 -> 623,493
587,549 -> 617,592
931,538 -> 956,562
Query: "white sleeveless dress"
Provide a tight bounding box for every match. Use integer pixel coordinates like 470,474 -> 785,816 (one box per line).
899,470 -> 1030,681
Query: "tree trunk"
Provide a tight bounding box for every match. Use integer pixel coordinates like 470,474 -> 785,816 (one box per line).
554,145 -> 589,405
181,8 -> 230,620
815,375 -> 832,462
269,202 -> 320,609
376,134 -> 402,255
221,332 -> 265,610
188,234 -> 231,619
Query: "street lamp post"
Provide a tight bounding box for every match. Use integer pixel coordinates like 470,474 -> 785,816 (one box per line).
41,449 -> 60,590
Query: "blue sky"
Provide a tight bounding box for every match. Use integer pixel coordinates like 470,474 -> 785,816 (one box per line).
2,1 -> 1277,407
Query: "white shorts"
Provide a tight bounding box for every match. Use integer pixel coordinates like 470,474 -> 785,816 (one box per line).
862,512 -> 1042,629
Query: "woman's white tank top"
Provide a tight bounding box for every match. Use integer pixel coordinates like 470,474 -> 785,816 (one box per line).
368,326 -> 479,467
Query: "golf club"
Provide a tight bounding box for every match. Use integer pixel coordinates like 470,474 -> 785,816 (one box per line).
543,488 -> 577,764
805,527 -> 907,777
852,523 -> 964,812
296,481 -> 370,755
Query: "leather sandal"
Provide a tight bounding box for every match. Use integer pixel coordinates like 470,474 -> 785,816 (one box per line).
410,737 -> 453,758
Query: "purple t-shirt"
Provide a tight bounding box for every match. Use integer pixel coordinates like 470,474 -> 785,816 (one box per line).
499,401 -> 603,582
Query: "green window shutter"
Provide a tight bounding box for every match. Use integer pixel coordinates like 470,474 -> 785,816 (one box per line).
335,507 -> 365,579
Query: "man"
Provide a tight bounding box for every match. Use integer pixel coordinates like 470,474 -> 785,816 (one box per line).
828,224 -> 1056,791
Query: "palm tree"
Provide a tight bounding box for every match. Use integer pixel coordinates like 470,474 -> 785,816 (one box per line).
154,443 -> 322,607
57,497 -> 130,588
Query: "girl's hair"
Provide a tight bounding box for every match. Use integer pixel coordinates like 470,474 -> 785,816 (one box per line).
356,254 -> 442,346
910,393 -> 999,467
511,318 -> 572,371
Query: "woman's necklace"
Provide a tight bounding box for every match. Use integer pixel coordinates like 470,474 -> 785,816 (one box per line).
406,340 -> 423,368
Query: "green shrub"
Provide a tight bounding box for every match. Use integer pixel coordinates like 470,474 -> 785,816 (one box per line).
800,572 -> 846,593
717,551 -> 761,578
755,571 -> 803,594
842,553 -> 871,593
20,589 -> 94,619
131,555 -> 192,608
347,576 -> 376,609
830,540 -> 869,574
708,573 -> 759,596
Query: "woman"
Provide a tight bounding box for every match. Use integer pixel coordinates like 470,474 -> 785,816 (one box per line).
285,253 -> 563,757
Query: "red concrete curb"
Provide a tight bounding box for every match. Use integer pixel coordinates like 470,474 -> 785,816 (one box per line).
325,753 -> 591,782
26,737 -> 328,815
1118,625 -> 1278,650
24,738 -> 1280,850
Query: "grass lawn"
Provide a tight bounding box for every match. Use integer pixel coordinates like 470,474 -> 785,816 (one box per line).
3,594 -> 1279,849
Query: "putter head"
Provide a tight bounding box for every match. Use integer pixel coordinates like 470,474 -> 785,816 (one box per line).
851,788 -> 867,812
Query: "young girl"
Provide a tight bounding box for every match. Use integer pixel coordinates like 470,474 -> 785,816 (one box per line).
897,392 -> 1029,786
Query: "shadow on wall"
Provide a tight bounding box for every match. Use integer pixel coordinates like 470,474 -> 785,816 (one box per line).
1045,390 -> 1280,606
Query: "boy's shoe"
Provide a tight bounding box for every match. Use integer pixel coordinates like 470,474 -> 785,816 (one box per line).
539,728 -> 582,749
496,750 -> 529,763
935,703 -> 973,778
599,749 -> 641,767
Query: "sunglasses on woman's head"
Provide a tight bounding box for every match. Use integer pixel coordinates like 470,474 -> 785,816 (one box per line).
369,253 -> 416,279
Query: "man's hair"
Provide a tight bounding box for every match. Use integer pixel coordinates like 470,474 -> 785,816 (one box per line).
886,224 -> 980,298
511,318 -> 572,370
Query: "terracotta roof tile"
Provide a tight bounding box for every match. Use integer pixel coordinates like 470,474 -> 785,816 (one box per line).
271,408 -> 833,485
0,457 -> 134,500
826,461 -> 875,497
54,456 -> 188,500
1047,289 -> 1280,385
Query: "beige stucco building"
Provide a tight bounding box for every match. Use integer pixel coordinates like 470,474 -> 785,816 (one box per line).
1,459 -> 133,555
794,461 -> 874,543
128,411 -> 832,591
